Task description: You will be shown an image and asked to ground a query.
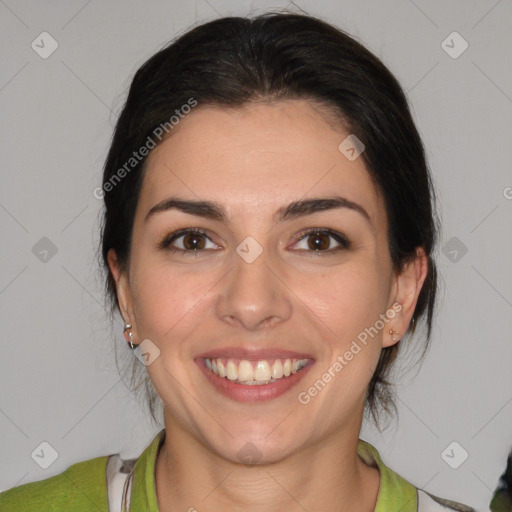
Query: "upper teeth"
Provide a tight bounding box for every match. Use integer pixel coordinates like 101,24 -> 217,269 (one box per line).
205,357 -> 309,384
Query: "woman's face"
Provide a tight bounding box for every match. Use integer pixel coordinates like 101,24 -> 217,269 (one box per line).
109,99 -> 424,464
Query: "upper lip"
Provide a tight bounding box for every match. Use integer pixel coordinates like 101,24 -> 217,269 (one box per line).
195,347 -> 315,361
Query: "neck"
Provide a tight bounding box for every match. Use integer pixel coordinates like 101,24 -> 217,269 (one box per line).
155,414 -> 380,512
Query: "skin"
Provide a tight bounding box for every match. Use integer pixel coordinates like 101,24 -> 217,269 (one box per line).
108,99 -> 428,512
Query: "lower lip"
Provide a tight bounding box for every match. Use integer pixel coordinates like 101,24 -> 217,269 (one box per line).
196,358 -> 314,402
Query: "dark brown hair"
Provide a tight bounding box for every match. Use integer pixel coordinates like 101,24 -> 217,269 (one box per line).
98,11 -> 439,429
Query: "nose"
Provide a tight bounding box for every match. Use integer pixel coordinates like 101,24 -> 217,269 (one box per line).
215,248 -> 293,331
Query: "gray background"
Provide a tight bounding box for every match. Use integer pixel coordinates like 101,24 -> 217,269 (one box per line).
1,0 -> 511,510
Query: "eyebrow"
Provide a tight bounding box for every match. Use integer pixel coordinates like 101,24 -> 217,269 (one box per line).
144,195 -> 372,226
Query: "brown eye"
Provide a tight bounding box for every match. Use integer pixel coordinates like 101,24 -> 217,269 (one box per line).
306,232 -> 330,250
181,232 -> 207,250
292,229 -> 350,253
160,228 -> 218,253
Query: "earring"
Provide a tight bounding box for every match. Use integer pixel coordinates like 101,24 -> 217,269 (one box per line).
389,329 -> 400,342
123,323 -> 138,349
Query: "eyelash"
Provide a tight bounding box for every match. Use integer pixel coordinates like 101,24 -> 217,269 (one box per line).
159,228 -> 350,255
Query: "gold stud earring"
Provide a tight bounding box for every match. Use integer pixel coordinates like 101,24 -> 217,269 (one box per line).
389,329 -> 400,342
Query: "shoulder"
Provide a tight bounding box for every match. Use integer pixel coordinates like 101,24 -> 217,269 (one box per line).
0,454 -> 110,512
357,439 -> 478,512
417,489 -> 477,511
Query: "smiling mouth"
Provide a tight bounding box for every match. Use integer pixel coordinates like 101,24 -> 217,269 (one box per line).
204,357 -> 310,385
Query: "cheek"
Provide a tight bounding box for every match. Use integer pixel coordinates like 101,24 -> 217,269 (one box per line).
130,259 -> 217,343
301,262 -> 387,339
301,262 -> 387,389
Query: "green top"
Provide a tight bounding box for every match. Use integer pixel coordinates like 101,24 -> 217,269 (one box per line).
0,430 -> 466,511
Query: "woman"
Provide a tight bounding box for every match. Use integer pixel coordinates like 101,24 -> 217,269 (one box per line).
0,11 -> 477,512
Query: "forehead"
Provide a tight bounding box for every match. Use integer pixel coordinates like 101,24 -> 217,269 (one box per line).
137,99 -> 386,230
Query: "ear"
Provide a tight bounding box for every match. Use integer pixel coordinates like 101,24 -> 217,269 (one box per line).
107,248 -> 137,342
383,247 -> 429,348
